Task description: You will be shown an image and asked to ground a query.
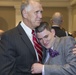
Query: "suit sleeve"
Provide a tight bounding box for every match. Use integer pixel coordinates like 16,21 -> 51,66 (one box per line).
0,33 -> 16,75
44,36 -> 76,75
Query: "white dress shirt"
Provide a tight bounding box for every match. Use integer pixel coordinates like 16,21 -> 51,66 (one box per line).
20,21 -> 39,61
42,47 -> 53,75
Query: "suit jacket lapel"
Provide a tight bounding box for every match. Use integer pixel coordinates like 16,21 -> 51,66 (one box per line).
53,36 -> 60,51
17,24 -> 36,58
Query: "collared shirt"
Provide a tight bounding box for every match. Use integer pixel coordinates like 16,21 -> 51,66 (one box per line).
45,47 -> 53,63
52,24 -> 59,27
20,21 -> 39,61
20,21 -> 33,44
42,47 -> 53,75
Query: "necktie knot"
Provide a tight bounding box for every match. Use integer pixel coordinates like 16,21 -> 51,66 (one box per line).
49,48 -> 59,57
32,30 -> 35,35
32,30 -> 36,36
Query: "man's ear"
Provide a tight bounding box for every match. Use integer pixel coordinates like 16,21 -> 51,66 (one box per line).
51,29 -> 55,36
22,9 -> 27,18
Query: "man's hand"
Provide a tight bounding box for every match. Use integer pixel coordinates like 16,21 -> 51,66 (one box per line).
73,45 -> 76,55
31,63 -> 43,74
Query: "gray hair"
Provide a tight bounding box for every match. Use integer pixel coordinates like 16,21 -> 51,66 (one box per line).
20,0 -> 40,16
52,12 -> 63,25
20,0 -> 29,16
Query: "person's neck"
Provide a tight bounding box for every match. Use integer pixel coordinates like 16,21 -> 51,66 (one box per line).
23,20 -> 34,30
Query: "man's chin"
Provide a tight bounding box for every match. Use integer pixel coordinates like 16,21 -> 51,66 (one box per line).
36,23 -> 40,27
45,46 -> 50,49
35,22 -> 41,27
37,21 -> 41,24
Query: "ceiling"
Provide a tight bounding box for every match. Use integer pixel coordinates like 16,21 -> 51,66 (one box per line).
0,0 -> 72,1
0,0 -> 75,7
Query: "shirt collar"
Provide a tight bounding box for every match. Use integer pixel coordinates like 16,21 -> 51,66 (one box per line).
20,21 -> 32,36
52,25 -> 59,27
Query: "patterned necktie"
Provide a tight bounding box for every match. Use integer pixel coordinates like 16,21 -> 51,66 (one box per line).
32,30 -> 43,62
49,48 -> 59,57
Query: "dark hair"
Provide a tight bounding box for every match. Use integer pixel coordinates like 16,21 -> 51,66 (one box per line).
35,22 -> 51,33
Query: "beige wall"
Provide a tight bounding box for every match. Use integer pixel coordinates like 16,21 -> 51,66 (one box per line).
0,6 -> 69,31
72,4 -> 76,31
0,6 -> 15,31
42,7 -> 68,31
0,1 -> 76,32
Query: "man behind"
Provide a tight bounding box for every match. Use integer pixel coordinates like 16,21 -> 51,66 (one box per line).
0,0 -> 44,75
31,22 -> 76,75
51,12 -> 69,37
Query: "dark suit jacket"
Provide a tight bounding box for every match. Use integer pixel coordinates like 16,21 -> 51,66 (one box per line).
0,23 -> 46,75
52,26 -> 66,37
44,36 -> 76,75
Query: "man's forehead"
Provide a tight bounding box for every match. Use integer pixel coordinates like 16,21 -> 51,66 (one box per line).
30,2 -> 43,10
37,29 -> 50,37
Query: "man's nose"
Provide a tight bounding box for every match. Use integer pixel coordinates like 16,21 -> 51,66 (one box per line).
39,12 -> 42,18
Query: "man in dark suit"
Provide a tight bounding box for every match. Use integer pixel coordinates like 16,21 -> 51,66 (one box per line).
51,12 -> 70,37
0,0 -> 45,75
31,22 -> 76,75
